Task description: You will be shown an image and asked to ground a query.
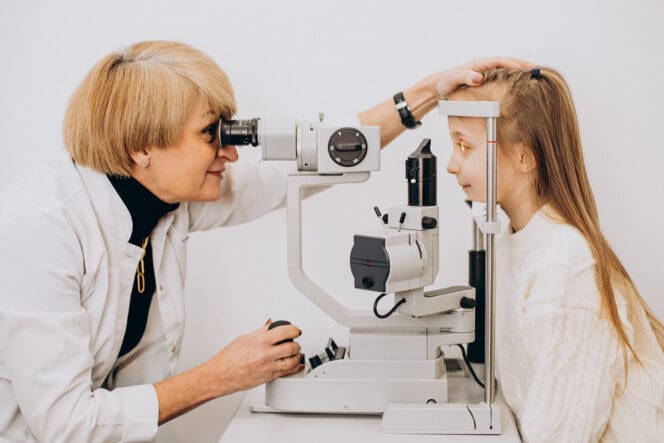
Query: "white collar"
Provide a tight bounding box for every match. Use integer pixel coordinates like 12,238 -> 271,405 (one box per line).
74,162 -> 133,243
507,206 -> 565,263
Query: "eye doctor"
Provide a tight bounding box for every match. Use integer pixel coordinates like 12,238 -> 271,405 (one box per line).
0,40 -> 528,442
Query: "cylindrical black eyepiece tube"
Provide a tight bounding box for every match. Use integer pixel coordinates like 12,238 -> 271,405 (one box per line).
406,139 -> 437,206
467,250 -> 486,363
219,118 -> 260,146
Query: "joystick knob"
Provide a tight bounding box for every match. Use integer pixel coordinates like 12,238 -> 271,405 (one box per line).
269,320 -> 294,345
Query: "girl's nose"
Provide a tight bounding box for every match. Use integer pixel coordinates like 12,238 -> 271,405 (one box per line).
446,154 -> 460,175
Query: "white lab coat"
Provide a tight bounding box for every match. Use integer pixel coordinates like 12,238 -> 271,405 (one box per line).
0,157 -> 288,442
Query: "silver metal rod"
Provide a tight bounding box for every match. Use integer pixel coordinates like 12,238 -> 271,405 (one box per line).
484,117 -> 497,404
472,219 -> 485,251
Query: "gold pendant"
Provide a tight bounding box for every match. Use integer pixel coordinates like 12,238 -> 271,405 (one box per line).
136,236 -> 149,294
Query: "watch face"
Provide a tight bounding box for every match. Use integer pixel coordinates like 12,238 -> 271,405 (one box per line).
327,127 -> 369,167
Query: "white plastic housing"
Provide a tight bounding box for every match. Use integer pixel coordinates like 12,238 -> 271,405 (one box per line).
258,119 -> 297,160
259,120 -> 380,173
383,402 -> 501,434
368,205 -> 439,294
262,355 -> 447,414
438,100 -> 500,118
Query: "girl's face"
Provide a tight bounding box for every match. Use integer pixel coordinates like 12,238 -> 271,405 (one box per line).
134,101 -> 239,203
446,116 -> 522,205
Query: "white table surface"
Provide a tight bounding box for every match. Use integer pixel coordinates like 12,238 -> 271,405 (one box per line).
219,376 -> 521,443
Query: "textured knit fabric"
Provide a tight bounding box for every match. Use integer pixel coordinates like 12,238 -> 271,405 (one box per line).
495,208 -> 664,443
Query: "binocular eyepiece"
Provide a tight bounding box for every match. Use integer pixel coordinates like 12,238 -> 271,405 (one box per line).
218,118 -> 261,147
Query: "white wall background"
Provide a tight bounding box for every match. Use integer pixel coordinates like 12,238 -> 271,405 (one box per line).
1,1 -> 662,441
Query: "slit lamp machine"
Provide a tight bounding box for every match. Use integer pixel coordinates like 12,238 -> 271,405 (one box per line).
217,101 -> 502,434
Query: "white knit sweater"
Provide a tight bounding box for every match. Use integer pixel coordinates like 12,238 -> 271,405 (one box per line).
495,209 -> 664,442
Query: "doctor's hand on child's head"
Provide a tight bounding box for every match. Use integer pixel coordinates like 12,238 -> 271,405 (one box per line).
416,57 -> 534,101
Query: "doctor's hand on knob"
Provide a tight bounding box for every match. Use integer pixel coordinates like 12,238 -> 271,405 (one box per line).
203,319 -> 304,397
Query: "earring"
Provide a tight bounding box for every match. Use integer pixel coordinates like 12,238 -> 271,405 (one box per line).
140,160 -> 149,168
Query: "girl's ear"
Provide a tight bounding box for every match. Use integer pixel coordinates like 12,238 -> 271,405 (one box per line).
515,143 -> 537,174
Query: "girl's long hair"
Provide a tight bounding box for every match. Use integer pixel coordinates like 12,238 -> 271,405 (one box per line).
450,67 -> 664,365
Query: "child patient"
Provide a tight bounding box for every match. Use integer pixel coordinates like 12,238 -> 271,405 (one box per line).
445,67 -> 664,443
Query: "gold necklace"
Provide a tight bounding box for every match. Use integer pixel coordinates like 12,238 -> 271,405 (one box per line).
136,236 -> 149,294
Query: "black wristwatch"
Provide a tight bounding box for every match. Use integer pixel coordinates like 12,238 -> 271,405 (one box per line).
393,92 -> 421,129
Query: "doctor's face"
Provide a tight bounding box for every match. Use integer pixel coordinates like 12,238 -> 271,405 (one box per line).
141,101 -> 239,203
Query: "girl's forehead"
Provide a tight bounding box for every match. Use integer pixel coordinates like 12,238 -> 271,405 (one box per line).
448,116 -> 486,138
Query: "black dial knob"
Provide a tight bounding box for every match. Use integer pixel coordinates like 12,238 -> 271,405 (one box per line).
422,216 -> 437,229
269,320 -> 294,345
309,354 -> 323,369
328,127 -> 368,167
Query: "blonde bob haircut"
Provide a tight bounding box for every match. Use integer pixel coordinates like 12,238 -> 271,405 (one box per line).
64,40 -> 237,176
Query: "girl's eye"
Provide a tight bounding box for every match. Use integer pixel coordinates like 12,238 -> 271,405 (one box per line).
456,142 -> 469,153
202,121 -> 219,143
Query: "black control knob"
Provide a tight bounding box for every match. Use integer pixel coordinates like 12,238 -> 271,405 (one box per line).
325,347 -> 336,361
328,338 -> 338,351
309,354 -> 323,369
269,320 -> 294,345
460,297 -> 476,309
328,128 -> 369,167
421,216 -> 437,229
361,276 -> 374,288
399,212 -> 407,224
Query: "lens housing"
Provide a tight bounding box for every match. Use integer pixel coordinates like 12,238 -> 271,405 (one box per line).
406,138 -> 436,206
219,118 -> 260,146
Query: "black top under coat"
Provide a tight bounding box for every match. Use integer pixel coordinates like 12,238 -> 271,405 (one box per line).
108,175 -> 179,357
